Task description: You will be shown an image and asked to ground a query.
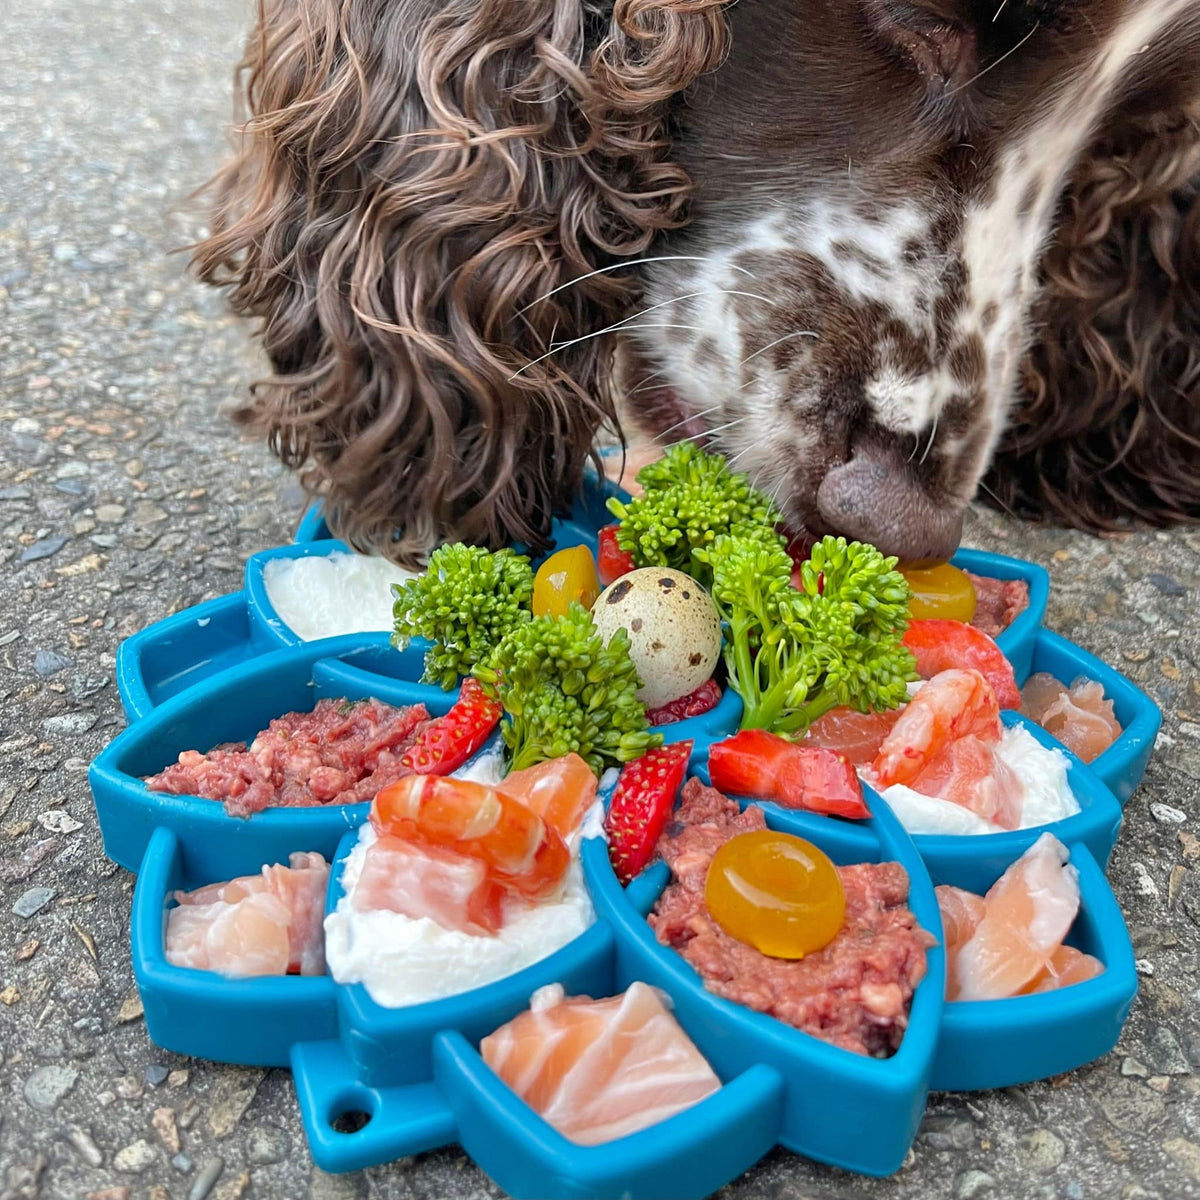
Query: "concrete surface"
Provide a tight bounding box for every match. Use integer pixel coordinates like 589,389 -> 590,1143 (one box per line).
1,1 -> 1199,1198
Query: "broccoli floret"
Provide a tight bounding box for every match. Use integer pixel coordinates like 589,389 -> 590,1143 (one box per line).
605,442 -> 785,588
473,603 -> 662,774
392,544 -> 534,690
697,534 -> 917,735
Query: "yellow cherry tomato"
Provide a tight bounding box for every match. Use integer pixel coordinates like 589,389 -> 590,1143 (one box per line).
532,545 -> 601,619
899,561 -> 978,623
705,831 -> 846,960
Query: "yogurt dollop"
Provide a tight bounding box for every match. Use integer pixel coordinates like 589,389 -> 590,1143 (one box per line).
262,552 -> 421,641
324,804 -> 600,1008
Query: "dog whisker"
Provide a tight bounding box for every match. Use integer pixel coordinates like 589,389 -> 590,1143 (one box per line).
515,323 -> 707,378
517,257 -> 756,315
541,288 -> 775,354
737,330 -> 819,368
650,401 -> 727,441
946,22 -> 1040,96
920,414 -> 940,465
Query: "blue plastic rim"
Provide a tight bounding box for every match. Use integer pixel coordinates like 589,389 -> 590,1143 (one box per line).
131,827 -> 339,1067
928,841 -> 1138,1092
92,473 -> 1162,1196
91,634 -> 453,880
586,785 -> 944,1179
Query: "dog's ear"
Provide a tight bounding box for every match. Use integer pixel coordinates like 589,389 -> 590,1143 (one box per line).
861,0 -> 978,91
986,92 -> 1200,529
192,0 -> 730,563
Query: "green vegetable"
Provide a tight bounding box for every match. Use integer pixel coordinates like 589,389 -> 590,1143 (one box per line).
473,603 -> 662,774
392,544 -> 534,690
606,442 -> 785,588
696,533 -> 917,735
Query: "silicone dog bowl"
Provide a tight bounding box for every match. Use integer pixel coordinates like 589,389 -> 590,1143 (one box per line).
131,826 -> 339,1067
92,476 -> 1163,1197
928,842 -> 1138,1091
1017,627 -> 1161,803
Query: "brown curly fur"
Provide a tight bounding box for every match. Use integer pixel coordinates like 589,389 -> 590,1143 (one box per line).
986,88 -> 1200,529
191,0 -> 731,563
195,0 -> 1200,553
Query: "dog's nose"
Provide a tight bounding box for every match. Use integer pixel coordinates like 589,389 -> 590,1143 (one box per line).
815,446 -> 963,563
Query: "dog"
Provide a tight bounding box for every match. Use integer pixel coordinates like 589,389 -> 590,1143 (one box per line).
192,0 -> 1200,564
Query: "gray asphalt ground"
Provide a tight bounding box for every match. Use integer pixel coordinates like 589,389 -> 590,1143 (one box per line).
2,2 -> 1199,1198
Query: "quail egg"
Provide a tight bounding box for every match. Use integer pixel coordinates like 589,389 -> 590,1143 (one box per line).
590,567 -> 722,709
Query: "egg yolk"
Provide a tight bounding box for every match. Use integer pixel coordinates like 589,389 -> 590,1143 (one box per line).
899,561 -> 978,623
705,831 -> 846,960
532,546 -> 601,618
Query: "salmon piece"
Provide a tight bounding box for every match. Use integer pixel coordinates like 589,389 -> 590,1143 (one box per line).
954,833 -> 1080,1001
910,735 -> 1025,830
937,885 -> 987,947
351,834 -> 505,936
1021,944 -> 1105,993
482,982 -> 721,1145
1021,673 -> 1122,764
872,669 -> 1002,788
936,885 -> 987,999
804,707 -> 903,766
372,774 -> 570,901
167,851 -> 329,977
903,619 -> 1021,709
499,753 -> 598,840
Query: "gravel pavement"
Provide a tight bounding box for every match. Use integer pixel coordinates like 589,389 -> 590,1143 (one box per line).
2,2 -> 1199,1198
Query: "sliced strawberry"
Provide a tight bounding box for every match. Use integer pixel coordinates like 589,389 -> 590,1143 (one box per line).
597,524 -> 637,587
903,618 -> 1021,709
707,729 -> 793,797
605,740 -> 693,884
773,744 -> 870,819
709,729 -> 870,820
400,678 -> 503,775
645,678 -> 723,726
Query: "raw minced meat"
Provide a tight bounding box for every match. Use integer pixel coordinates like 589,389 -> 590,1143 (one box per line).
650,778 -> 934,1058
966,573 -> 1029,638
144,697 -> 430,817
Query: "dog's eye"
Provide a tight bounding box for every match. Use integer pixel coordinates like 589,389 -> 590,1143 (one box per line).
861,0 -> 978,92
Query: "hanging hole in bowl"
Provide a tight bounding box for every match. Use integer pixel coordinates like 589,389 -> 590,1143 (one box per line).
329,1091 -> 375,1135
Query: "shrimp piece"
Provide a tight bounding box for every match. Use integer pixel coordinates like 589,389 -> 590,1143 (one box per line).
371,775 -> 570,901
911,735 -> 1024,830
499,753 -> 598,840
871,669 -> 1002,789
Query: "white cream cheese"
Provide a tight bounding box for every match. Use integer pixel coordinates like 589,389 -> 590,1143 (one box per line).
324,805 -> 600,1008
262,552 -> 421,641
876,723 -> 1078,836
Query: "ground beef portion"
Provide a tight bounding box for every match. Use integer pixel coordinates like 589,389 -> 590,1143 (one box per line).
966,573 -> 1029,638
650,779 -> 934,1058
145,697 -> 430,817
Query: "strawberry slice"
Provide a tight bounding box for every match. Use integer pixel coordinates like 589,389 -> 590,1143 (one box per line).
597,524 -> 637,587
645,678 -> 723,726
903,618 -> 1021,709
605,740 -> 693,884
773,744 -> 870,819
709,728 -> 870,820
400,678 -> 503,775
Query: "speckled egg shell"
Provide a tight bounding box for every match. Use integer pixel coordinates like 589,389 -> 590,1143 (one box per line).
591,568 -> 722,709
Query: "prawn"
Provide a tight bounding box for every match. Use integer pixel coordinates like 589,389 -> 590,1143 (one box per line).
371,775 -> 571,901
871,669 -> 1002,788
